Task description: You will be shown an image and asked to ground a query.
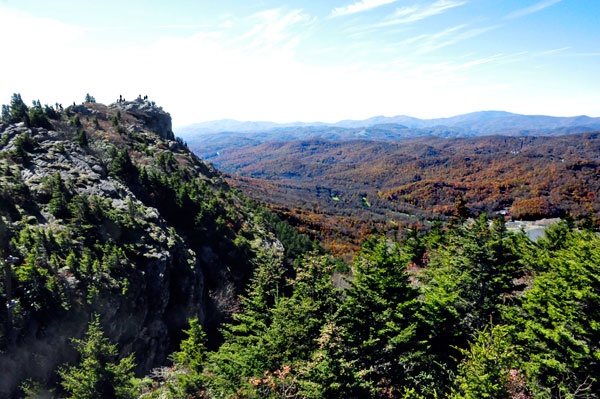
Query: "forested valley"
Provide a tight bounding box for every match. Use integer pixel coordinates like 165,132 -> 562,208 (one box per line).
198,135 -> 600,257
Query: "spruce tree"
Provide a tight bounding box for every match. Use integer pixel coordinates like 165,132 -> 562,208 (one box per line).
335,237 -> 422,396
48,173 -> 70,219
59,315 -> 136,399
8,93 -> 30,125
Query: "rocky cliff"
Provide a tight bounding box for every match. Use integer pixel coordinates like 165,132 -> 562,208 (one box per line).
0,98 -> 284,396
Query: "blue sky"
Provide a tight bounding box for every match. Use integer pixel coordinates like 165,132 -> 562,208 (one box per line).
0,0 -> 598,125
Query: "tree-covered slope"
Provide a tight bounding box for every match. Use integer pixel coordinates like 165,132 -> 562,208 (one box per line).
141,217 -> 600,399
0,95 -> 313,397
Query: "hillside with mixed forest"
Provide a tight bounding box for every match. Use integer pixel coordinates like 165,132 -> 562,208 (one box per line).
2,95 -> 600,399
201,134 -> 600,255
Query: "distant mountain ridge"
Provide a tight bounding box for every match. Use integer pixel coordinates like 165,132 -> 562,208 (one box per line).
175,111 -> 600,139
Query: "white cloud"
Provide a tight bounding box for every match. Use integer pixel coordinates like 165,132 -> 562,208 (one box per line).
399,24 -> 499,54
382,0 -> 466,26
506,0 -> 562,19
331,0 -> 400,17
400,24 -> 465,45
152,24 -> 212,29
534,46 -> 570,56
84,26 -> 131,32
566,52 -> 600,57
347,0 -> 466,34
225,8 -> 313,53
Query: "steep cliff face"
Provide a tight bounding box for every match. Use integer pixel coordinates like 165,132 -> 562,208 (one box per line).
0,99 -> 283,396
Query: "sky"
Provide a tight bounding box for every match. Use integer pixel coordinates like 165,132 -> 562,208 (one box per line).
0,0 -> 598,126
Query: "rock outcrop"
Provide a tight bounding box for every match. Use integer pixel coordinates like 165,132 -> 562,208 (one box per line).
0,100 -> 282,397
111,98 -> 174,141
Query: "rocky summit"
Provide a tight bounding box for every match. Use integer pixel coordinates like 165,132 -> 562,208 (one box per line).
0,98 -> 286,396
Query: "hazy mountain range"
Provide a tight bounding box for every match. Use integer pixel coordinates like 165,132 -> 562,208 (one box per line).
175,111 -> 600,140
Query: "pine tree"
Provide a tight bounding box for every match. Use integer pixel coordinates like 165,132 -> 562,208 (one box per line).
77,129 -> 88,147
59,315 -> 136,399
48,173 -> 70,219
206,249 -> 287,393
29,100 -> 52,129
1,104 -> 10,123
335,237 -> 422,396
7,93 -> 30,125
169,318 -> 207,396
449,324 -> 528,399
109,148 -> 135,180
503,230 -> 600,397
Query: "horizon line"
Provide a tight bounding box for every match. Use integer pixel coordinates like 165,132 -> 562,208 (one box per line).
173,109 -> 598,128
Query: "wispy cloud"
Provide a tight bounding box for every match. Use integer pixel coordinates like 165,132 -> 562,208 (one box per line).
424,25 -> 499,54
152,24 -> 212,29
380,0 -> 467,26
400,24 -> 465,46
534,46 -> 570,56
84,26 -> 131,32
400,24 -> 499,54
564,52 -> 600,57
347,0 -> 466,35
224,8 -> 314,54
86,24 -> 215,32
331,0 -> 400,17
506,0 -> 562,19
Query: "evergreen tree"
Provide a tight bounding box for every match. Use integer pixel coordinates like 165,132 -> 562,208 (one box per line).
169,318 -> 208,397
109,148 -> 135,180
43,104 -> 60,120
206,249 -> 287,393
59,315 -> 136,399
503,230 -> 600,397
7,93 -> 30,125
70,115 -> 82,128
335,237 -> 422,396
48,173 -> 70,219
426,215 -> 524,333
1,104 -> 10,123
449,324 -> 529,399
205,254 -> 338,397
77,129 -> 88,147
29,100 -> 52,129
